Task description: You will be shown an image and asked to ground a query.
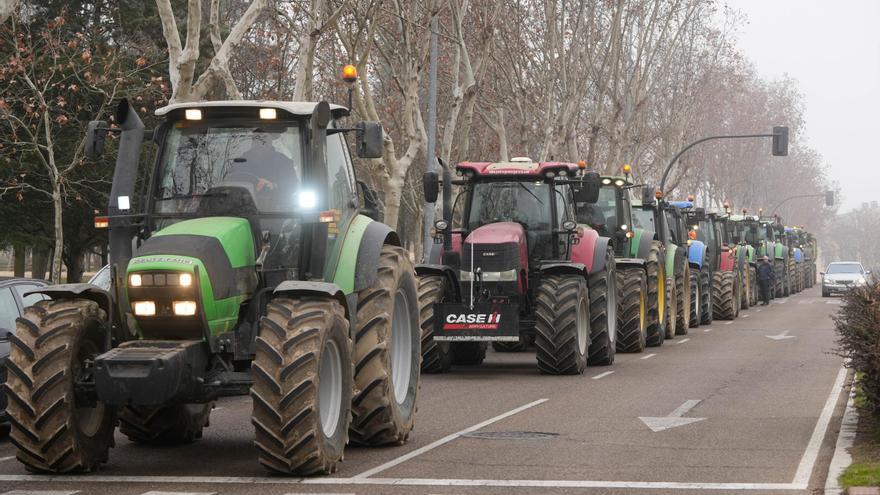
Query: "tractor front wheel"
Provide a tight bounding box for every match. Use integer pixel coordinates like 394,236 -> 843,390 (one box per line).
665,276 -> 677,339
534,275 -> 589,374
675,265 -> 690,335
417,275 -> 452,373
645,242 -> 666,347
120,403 -> 212,445
6,299 -> 116,473
616,268 -> 647,353
587,247 -> 617,366
351,245 -> 420,446
689,270 -> 701,329
699,269 -> 712,325
251,296 -> 351,475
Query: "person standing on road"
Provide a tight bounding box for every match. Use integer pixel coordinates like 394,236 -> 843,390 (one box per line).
757,255 -> 774,305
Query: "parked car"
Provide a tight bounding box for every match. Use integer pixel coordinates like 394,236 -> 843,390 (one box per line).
0,277 -> 49,434
822,262 -> 869,297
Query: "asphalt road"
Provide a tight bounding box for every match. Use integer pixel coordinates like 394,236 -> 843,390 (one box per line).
0,285 -> 850,495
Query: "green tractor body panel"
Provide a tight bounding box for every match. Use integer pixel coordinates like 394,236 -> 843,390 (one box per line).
329,214 -> 373,294
629,229 -> 644,258
774,242 -> 786,260
126,217 -> 256,339
665,243 -> 679,276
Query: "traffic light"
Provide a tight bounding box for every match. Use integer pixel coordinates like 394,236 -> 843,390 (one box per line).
772,126 -> 789,156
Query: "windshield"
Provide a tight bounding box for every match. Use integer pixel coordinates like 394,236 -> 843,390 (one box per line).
578,186 -> 618,236
466,181 -> 552,231
826,263 -> 863,274
155,122 -> 303,214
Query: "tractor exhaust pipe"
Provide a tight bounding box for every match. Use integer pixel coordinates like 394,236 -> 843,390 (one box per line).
441,159 -> 453,252
108,99 -> 144,267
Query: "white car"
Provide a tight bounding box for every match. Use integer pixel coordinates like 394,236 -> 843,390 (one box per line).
822,262 -> 869,297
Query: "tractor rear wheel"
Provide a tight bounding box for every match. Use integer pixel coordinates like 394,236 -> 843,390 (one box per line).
251,296 -> 351,475
616,268 -> 647,353
417,275 -> 452,373
534,275 -> 589,374
588,247 -> 617,366
645,242 -> 666,347
665,276 -> 677,339
689,270 -> 701,329
6,299 -> 116,473
712,271 -> 737,320
351,245 -> 420,446
740,268 -> 750,310
675,265 -> 690,335
774,260 -> 785,297
120,403 -> 212,445
789,258 -> 799,293
749,266 -> 758,306
699,269 -> 712,325
450,342 -> 487,365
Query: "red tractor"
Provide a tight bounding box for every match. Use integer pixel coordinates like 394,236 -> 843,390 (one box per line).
419,158 -> 618,374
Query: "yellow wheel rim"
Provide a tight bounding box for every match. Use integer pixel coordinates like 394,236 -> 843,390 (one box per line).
639,286 -> 646,331
657,266 -> 665,323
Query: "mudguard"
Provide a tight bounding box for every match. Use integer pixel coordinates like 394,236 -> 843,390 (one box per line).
274,281 -> 350,319
591,235 -> 612,274
27,283 -> 113,319
665,244 -> 679,277
415,264 -> 462,302
539,262 -> 587,277
687,240 -> 706,270
616,257 -> 646,271
774,242 -> 785,260
628,229 -> 653,259
354,220 -> 401,291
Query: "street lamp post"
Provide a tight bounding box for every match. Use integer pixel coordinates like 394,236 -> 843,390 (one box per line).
659,126 -> 789,192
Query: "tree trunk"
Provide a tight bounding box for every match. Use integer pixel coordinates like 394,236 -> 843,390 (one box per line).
12,243 -> 26,278
31,246 -> 49,280
51,184 -> 63,283
64,251 -> 84,284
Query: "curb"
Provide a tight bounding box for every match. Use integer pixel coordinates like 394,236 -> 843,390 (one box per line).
825,376 -> 858,494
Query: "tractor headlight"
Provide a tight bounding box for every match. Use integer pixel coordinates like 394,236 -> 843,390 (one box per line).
298,190 -> 318,209
173,301 -> 198,316
130,274 -> 143,287
179,272 -> 193,287
133,301 -> 156,316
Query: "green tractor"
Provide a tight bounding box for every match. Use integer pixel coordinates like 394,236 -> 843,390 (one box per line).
6,98 -> 422,475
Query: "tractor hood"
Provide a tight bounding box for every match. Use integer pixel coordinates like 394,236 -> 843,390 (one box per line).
461,222 -> 529,276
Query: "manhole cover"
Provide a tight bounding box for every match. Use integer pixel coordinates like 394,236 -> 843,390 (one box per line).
461,431 -> 559,440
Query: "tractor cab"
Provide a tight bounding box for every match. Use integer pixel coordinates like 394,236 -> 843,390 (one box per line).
584,173 -> 638,256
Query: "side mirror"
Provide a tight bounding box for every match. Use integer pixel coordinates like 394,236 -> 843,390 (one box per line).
357,180 -> 383,221
772,126 -> 789,156
423,171 -> 439,203
692,207 -> 706,222
573,172 -> 600,204
641,185 -> 655,205
85,120 -> 108,159
356,122 -> 384,159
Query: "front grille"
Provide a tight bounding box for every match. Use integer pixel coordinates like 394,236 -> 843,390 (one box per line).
461,242 -> 520,273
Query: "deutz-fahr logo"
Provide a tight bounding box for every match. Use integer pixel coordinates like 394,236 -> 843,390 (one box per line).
444,312 -> 502,330
482,252 -> 496,256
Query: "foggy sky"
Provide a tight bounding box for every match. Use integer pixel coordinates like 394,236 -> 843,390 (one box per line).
732,0 -> 880,212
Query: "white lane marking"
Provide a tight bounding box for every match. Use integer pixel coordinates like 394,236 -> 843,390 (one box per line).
793,366 -> 848,484
1,491 -> 80,495
352,398 -> 548,479
639,399 -> 706,432
742,314 -> 750,318
825,386 -> 857,494
677,338 -> 690,344
640,353 -> 656,360
724,321 -> 733,325
0,456 -> 14,462
0,475 -> 807,491
591,371 -> 614,380
141,492 -> 216,495
703,328 -> 712,332
766,331 -> 796,341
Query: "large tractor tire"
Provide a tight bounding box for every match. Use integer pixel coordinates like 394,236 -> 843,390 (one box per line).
689,270 -> 701,329
616,268 -> 648,353
675,265 -> 690,335
492,336 -> 533,353
645,242 -> 666,347
749,266 -> 758,306
712,271 -> 738,320
252,296 -> 351,475
417,275 -> 452,373
534,275 -> 590,374
699,269 -> 712,325
791,259 -> 800,293
740,268 -> 750,310
665,276 -> 677,339
351,245 -> 420,446
450,342 -> 487,365
6,299 -> 116,473
120,403 -> 212,445
773,260 -> 785,298
588,247 -> 617,366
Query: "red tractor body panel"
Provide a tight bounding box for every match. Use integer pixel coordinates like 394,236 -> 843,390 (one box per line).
570,227 -> 599,273
719,246 -> 737,272
457,160 -> 578,177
